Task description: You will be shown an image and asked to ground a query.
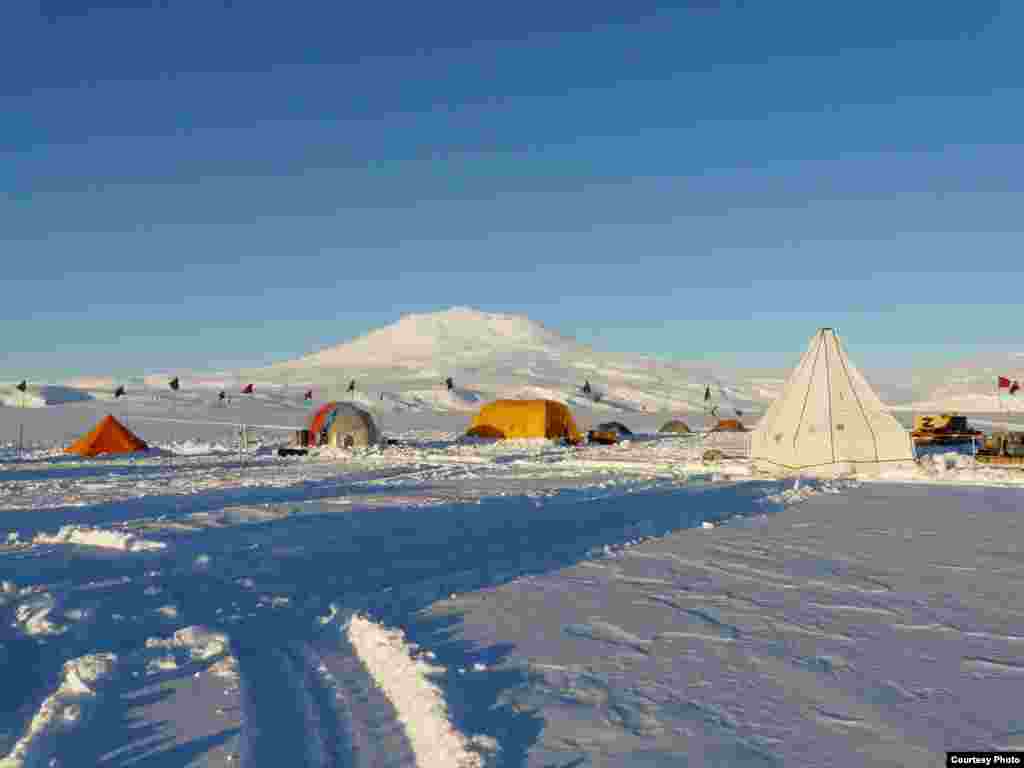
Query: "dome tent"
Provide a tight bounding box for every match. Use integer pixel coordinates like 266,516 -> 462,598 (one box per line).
712,418 -> 746,432
750,328 -> 914,476
658,419 -> 691,434
595,421 -> 633,437
306,402 -> 380,448
467,399 -> 581,443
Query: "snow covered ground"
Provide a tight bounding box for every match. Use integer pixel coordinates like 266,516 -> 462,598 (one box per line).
2,393 -> 1022,767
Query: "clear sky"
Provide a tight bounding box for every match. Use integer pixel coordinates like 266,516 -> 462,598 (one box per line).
3,0 -> 1023,380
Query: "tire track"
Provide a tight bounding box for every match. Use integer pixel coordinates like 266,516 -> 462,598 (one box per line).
236,641 -> 346,768
234,626 -> 418,768
310,627 -> 419,768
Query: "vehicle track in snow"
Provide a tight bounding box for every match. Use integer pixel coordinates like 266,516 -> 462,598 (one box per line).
232,628 -> 417,768
235,640 -> 346,768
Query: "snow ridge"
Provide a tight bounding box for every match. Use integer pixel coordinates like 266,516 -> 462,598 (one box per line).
345,614 -> 497,768
0,653 -> 118,768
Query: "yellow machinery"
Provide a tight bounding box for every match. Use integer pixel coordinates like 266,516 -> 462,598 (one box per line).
911,413 -> 981,444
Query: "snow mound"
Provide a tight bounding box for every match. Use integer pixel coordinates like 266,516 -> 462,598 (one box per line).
13,592 -> 68,638
34,526 -> 167,552
0,653 -> 117,768
145,625 -> 229,661
346,613 -> 498,768
164,439 -> 233,455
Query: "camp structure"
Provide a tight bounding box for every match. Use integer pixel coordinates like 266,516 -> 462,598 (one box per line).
467,399 -> 582,443
658,419 -> 691,434
712,418 -> 746,432
65,415 -> 149,458
595,421 -> 633,437
750,328 -> 914,476
304,401 -> 380,449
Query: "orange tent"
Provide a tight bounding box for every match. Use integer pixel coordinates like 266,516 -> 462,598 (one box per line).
467,399 -> 582,443
714,418 -> 746,432
65,415 -> 149,457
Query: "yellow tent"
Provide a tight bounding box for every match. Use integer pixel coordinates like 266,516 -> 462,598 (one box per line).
467,399 -> 582,443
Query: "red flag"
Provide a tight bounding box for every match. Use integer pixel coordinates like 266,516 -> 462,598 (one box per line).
242,383 -> 254,394
304,390 -> 313,401
1012,381 -> 1021,396
998,376 -> 1011,388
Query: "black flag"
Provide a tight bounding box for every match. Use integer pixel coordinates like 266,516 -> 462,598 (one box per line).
704,385 -> 711,402
114,385 -> 125,398
445,377 -> 454,391
16,380 -> 27,393
347,379 -> 355,393
304,390 -> 313,401
169,377 -> 180,391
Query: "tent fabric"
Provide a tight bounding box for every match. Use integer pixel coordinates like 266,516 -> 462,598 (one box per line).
595,421 -> 633,436
659,420 -> 691,434
713,418 -> 746,432
65,415 -> 148,457
305,402 -> 380,448
750,328 -> 914,476
467,399 -> 582,443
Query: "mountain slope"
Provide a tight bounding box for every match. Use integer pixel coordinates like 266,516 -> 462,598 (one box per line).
245,307 -> 764,417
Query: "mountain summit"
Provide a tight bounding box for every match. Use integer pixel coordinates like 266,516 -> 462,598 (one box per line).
275,307 -> 585,370
250,307 -> 760,416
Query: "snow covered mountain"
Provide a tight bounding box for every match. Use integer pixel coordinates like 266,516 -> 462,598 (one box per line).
887,355 -> 1024,414
246,307 -> 764,417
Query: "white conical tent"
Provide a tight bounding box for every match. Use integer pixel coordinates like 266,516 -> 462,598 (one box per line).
751,329 -> 914,475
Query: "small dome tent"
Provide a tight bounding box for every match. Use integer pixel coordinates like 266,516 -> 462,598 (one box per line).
659,419 -> 691,434
595,421 -> 633,437
713,418 -> 746,432
467,399 -> 581,443
65,415 -> 148,457
306,402 -> 380,448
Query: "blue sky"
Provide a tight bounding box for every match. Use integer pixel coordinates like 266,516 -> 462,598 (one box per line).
3,0 -> 1023,379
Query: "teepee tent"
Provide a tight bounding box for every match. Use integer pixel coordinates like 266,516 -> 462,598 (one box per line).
65,415 -> 149,457
750,328 -> 913,476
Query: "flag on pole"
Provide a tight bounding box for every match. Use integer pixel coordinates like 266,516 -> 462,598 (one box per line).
169,377 -> 180,391
114,385 -> 125,398
242,383 -> 254,394
304,390 -> 313,401
1012,381 -> 1021,396
998,376 -> 1011,388
16,380 -> 27,393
